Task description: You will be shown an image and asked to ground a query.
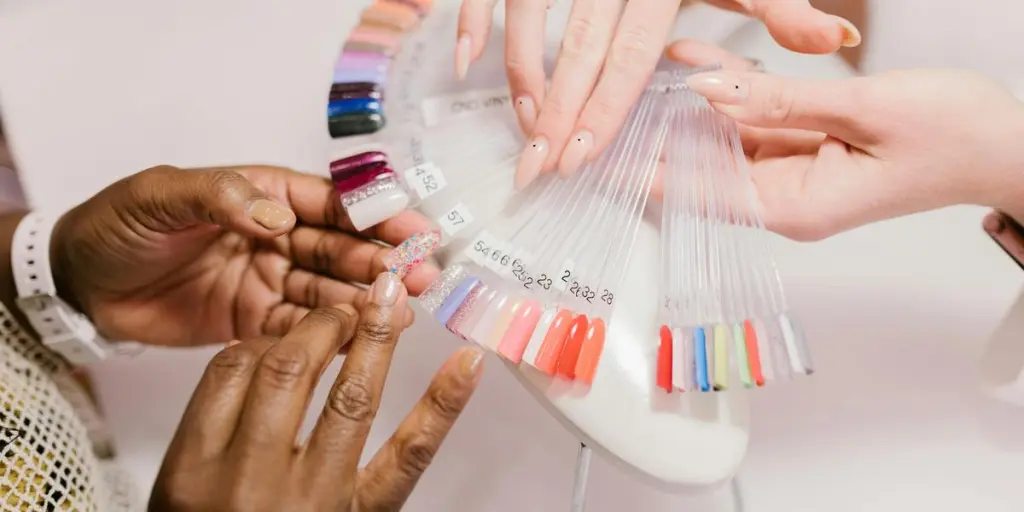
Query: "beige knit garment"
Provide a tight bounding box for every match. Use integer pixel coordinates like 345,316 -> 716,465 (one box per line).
0,302 -> 138,511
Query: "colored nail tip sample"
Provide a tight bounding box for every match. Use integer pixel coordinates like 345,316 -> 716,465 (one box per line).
335,51 -> 390,71
733,322 -> 753,388
534,309 -> 573,375
693,327 -> 710,392
384,229 -> 442,278
330,151 -> 389,176
328,97 -> 384,118
343,41 -> 397,57
348,27 -> 404,50
418,265 -> 468,313
344,183 -> 410,232
329,82 -> 384,102
334,166 -> 394,195
457,286 -> 497,340
435,277 -> 480,325
573,318 -> 606,385
779,312 -> 813,375
753,318 -> 774,384
328,112 -> 386,138
339,174 -> 400,207
670,326 -> 686,392
484,298 -> 522,350
361,3 -> 420,31
383,0 -> 430,17
712,324 -> 729,392
496,300 -> 542,363
332,65 -> 389,86
743,319 -> 765,387
555,314 -> 588,380
657,325 -> 673,392
470,294 -> 507,347
521,307 -> 556,368
446,282 -> 486,338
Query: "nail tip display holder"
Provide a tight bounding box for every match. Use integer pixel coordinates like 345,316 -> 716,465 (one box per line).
329,4 -> 764,491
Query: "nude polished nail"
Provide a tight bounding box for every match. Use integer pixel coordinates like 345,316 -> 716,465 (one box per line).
685,72 -> 747,105
514,137 -> 548,190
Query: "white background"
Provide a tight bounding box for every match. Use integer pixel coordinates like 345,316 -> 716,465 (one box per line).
2,0 -> 1024,510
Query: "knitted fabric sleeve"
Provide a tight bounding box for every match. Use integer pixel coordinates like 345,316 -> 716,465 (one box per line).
0,300 -> 140,511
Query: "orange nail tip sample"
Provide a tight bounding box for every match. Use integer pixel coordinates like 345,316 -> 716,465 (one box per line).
497,300 -> 542,363
573,318 -> 606,385
555,314 -> 588,380
743,319 -> 765,387
657,325 -> 673,392
534,309 -> 573,375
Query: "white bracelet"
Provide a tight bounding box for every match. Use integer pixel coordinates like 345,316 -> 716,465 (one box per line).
11,212 -> 111,365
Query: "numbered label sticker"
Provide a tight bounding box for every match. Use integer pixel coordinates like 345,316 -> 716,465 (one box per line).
557,259 -> 577,292
466,230 -> 499,266
403,162 -> 448,201
437,203 -> 474,238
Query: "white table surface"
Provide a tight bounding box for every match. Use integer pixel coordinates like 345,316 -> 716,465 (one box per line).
2,1 -> 1024,510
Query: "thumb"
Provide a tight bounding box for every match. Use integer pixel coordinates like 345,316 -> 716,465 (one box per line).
684,70 -> 874,144
120,166 -> 297,238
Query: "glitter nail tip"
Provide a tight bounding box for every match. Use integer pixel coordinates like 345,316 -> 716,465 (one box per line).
342,177 -> 411,231
384,229 -> 442,278
418,265 -> 468,314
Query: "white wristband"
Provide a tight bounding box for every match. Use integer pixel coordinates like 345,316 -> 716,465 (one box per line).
11,212 -> 111,365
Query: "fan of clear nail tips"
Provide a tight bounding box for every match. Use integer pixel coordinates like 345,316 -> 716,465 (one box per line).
655,68 -> 812,394
415,73 -> 670,388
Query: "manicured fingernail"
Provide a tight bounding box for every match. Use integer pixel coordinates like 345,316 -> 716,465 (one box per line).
732,0 -> 753,11
515,137 -> 548,190
249,199 -> 295,230
371,271 -> 401,307
984,213 -> 1006,234
514,96 -> 537,130
460,346 -> 486,378
226,339 -> 242,348
559,130 -> 593,177
455,34 -> 472,80
685,71 -> 747,105
832,15 -> 862,48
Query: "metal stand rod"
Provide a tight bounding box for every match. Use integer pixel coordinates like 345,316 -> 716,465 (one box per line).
571,443 -> 592,512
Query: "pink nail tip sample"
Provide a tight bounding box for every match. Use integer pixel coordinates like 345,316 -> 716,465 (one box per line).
383,229 -> 442,278
333,164 -> 394,195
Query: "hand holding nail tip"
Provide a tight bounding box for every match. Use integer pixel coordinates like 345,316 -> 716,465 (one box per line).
384,229 -> 442,278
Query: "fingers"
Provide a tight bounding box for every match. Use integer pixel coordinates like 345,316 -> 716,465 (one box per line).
165,338 -> 275,461
751,0 -> 860,54
121,166 -> 297,239
504,0 -> 550,132
302,272 -> 409,482
230,306 -> 357,462
683,70 -> 871,143
665,38 -> 758,71
514,0 -> 623,189
287,225 -> 440,294
354,346 -> 485,510
558,0 -> 680,178
456,0 -> 500,80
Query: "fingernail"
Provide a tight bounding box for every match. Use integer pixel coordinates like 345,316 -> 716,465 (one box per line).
370,271 -> 401,307
559,130 -> 593,176
832,15 -> 862,48
226,339 -> 242,348
455,34 -> 471,80
514,96 -> 537,130
984,213 -> 1006,234
249,199 -> 294,230
460,346 -> 485,378
685,72 -> 747,105
514,137 -> 548,190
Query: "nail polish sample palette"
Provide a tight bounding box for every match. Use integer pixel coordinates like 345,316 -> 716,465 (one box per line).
654,68 -> 811,394
329,109 -> 522,232
329,0 -> 434,139
415,76 -> 668,389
